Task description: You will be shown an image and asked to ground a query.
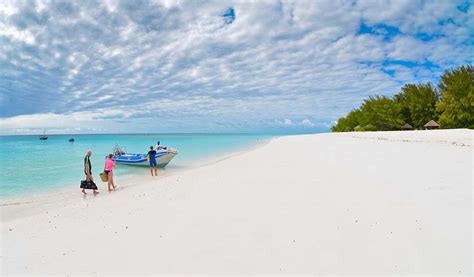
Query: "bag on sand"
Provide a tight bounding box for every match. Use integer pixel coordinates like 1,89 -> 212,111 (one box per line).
80,180 -> 98,190
99,172 -> 108,182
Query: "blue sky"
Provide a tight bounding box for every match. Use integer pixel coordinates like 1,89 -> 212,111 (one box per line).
0,0 -> 473,134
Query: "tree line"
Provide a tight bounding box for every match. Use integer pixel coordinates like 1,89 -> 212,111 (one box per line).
331,64 -> 474,132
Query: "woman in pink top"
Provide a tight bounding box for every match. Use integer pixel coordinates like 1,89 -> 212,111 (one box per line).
104,154 -> 116,191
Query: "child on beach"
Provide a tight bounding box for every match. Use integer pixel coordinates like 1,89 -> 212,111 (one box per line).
148,146 -> 158,176
104,154 -> 116,191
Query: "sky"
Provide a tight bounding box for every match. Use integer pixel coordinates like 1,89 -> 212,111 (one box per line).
0,0 -> 473,135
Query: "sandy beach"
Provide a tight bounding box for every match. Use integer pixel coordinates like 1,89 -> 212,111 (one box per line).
1,130 -> 472,275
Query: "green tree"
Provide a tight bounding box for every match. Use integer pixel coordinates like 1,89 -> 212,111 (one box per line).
331,108 -> 363,132
331,65 -> 473,132
394,83 -> 439,129
393,91 -> 411,125
332,97 -> 402,132
436,65 -> 474,129
358,96 -> 403,130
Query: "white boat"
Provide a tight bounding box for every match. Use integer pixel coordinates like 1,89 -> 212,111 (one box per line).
111,145 -> 177,167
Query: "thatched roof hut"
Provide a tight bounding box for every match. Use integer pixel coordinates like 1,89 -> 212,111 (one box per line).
424,120 -> 440,129
402,123 -> 414,130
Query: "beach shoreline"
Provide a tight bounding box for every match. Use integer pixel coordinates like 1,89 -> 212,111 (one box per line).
0,133 -> 274,201
0,136 -> 275,221
1,130 -> 472,275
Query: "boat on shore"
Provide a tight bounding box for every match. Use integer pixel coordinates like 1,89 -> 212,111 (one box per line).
111,145 -> 178,167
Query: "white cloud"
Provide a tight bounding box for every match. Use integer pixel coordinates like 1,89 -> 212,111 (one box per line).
301,119 -> 314,127
387,36 -> 426,62
0,24 -> 36,44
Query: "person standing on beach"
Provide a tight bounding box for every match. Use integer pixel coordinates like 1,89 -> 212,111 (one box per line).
148,146 -> 158,176
104,154 -> 116,191
82,151 -> 99,195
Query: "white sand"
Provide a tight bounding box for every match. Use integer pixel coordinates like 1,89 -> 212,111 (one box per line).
1,129 -> 472,275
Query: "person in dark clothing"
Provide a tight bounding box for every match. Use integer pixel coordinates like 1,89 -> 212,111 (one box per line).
148,146 -> 158,176
81,150 -> 99,195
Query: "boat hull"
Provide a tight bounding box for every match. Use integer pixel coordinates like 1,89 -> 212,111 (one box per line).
112,150 -> 177,168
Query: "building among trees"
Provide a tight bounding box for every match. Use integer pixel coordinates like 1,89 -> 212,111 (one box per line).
424,120 -> 440,130
402,123 -> 414,130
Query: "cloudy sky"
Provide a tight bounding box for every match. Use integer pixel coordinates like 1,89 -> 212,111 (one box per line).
0,0 -> 472,134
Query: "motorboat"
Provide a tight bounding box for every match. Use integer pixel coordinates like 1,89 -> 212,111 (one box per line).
110,145 -> 177,167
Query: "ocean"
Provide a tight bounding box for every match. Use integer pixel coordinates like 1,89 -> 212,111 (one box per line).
0,133 -> 274,199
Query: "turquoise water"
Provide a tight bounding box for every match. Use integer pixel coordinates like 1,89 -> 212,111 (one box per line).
0,133 -> 273,198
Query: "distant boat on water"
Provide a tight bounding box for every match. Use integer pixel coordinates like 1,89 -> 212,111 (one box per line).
39,129 -> 48,140
69,138 -> 75,142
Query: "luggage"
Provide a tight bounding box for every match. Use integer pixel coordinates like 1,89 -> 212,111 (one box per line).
80,180 -> 98,190
99,172 -> 108,182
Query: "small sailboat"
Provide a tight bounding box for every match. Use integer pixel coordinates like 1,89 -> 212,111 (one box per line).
39,129 -> 48,140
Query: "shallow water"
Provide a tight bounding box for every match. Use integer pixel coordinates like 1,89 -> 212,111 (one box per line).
0,133 -> 274,198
